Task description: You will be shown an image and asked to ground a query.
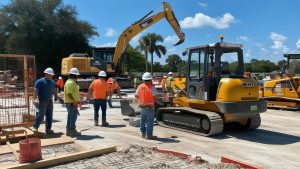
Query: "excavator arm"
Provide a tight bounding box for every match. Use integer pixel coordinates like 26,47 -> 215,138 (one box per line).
112,2 -> 185,68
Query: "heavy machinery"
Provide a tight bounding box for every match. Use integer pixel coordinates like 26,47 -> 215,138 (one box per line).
156,37 -> 267,136
262,54 -> 300,110
61,2 -> 185,88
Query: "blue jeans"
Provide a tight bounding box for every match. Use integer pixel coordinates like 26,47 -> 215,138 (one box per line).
140,107 -> 155,136
66,104 -> 78,129
93,99 -> 107,123
33,100 -> 53,131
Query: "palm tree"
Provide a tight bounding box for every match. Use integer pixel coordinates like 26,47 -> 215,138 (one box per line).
147,33 -> 166,75
136,36 -> 150,72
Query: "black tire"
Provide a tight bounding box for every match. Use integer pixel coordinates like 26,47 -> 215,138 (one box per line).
200,117 -> 211,133
245,114 -> 261,130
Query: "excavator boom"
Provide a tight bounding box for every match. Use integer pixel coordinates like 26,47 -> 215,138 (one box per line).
113,1 -> 185,67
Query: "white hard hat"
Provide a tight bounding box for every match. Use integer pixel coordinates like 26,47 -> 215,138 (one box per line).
98,71 -> 107,77
44,68 -> 55,75
58,76 -> 62,79
142,72 -> 152,80
69,68 -> 80,75
168,72 -> 173,75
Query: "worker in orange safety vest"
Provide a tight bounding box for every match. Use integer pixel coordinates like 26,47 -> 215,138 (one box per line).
135,72 -> 160,140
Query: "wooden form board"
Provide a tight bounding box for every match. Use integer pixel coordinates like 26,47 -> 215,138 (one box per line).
0,135 -> 74,155
6,146 -> 116,169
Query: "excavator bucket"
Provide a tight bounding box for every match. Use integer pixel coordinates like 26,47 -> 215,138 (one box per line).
174,32 -> 185,46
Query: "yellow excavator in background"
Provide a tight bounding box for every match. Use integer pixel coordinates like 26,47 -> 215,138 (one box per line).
262,54 -> 300,110
61,2 -> 185,88
155,36 -> 267,136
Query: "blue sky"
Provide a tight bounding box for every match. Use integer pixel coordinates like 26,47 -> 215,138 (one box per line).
1,0 -> 300,64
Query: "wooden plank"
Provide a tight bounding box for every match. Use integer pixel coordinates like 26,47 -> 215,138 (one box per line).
6,146 -> 117,169
0,135 -> 74,155
6,141 -> 19,161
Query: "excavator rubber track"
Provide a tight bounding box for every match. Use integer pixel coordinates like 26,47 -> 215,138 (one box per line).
156,107 -> 224,136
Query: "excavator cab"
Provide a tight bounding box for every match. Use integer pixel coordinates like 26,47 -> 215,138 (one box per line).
186,42 -> 244,101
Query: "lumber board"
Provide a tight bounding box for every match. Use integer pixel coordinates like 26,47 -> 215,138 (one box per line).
0,135 -> 74,155
6,146 -> 117,169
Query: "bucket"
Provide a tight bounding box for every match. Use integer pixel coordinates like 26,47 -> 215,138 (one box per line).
19,131 -> 42,163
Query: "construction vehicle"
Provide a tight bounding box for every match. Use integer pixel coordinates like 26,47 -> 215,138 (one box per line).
262,54 -> 300,110
155,36 -> 267,136
61,2 -> 185,88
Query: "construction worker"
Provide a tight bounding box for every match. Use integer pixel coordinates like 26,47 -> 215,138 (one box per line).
107,77 -> 122,108
161,75 -> 167,92
134,76 -> 139,88
64,68 -> 81,137
32,67 -> 57,134
135,72 -> 159,140
165,72 -> 175,96
88,71 -> 110,126
56,76 -> 64,93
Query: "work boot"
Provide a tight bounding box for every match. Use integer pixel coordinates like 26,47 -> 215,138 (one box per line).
94,121 -> 99,126
142,132 -> 146,139
146,135 -> 157,140
45,129 -> 54,135
69,129 -> 81,137
101,122 -> 109,127
32,127 -> 38,133
66,127 -> 70,136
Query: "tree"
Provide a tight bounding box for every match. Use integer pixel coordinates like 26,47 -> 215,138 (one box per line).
136,36 -> 150,72
0,0 -> 98,75
124,45 -> 146,72
166,54 -> 182,72
143,33 -> 166,75
277,60 -> 287,69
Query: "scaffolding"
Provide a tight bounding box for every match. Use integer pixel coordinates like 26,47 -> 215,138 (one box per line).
0,54 -> 36,142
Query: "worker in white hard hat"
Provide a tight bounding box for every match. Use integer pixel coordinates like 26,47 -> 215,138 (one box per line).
56,76 -> 64,93
64,68 -> 81,137
135,72 -> 160,140
32,67 -> 57,135
165,72 -> 175,96
88,71 -> 110,126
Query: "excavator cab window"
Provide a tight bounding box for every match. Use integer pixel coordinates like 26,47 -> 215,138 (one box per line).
189,50 -> 205,82
220,52 -> 242,78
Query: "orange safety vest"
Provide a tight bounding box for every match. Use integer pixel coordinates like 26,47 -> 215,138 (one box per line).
161,78 -> 166,89
56,79 -> 64,88
137,83 -> 155,107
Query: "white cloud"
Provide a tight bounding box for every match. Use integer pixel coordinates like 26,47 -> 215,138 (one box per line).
296,39 -> 300,50
105,27 -> 117,37
197,2 -> 207,8
270,32 -> 289,54
179,12 -> 236,29
239,36 -> 249,42
164,35 -> 179,45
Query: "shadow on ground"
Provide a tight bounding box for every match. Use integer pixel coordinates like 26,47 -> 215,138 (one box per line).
212,124 -> 300,145
76,134 -> 104,140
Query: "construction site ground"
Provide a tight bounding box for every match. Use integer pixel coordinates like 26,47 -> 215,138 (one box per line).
2,93 -> 300,169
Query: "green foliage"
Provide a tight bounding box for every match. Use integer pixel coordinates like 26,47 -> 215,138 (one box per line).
165,54 -> 183,72
125,45 -> 146,72
0,0 -> 98,75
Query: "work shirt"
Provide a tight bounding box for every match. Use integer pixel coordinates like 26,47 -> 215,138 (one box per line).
64,78 -> 80,103
135,83 -> 158,107
34,77 -> 55,101
56,79 -> 64,88
89,79 -> 108,99
166,76 -> 174,87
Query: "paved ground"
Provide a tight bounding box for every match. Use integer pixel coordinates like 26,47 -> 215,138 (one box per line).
49,97 -> 300,169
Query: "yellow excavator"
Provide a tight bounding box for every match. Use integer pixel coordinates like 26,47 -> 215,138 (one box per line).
155,36 -> 267,136
61,2 -> 185,88
262,54 -> 300,110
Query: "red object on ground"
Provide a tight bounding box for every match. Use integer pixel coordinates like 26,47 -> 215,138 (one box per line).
221,156 -> 264,169
19,138 -> 42,163
152,147 -> 191,159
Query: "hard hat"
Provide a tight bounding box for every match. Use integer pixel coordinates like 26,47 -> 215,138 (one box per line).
58,76 -> 62,79
98,71 -> 107,77
69,68 -> 80,75
163,76 -> 167,78
168,72 -> 173,75
142,72 -> 152,80
44,68 -> 55,75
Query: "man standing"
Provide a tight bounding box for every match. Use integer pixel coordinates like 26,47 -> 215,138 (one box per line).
134,76 -> 139,89
64,68 -> 81,137
107,77 -> 122,108
88,71 -> 109,126
56,76 -> 64,93
165,72 -> 175,96
32,68 -> 57,134
161,75 -> 167,92
135,72 -> 159,140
